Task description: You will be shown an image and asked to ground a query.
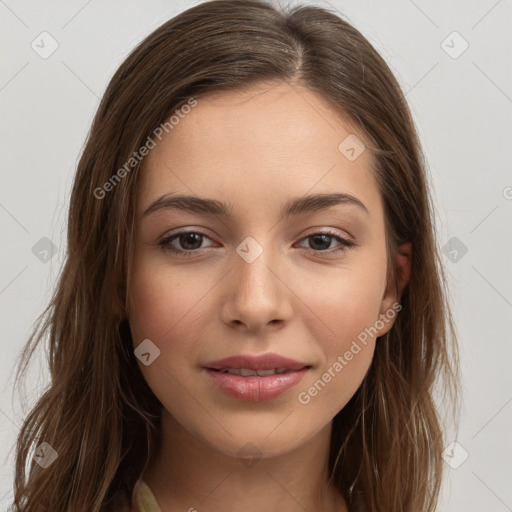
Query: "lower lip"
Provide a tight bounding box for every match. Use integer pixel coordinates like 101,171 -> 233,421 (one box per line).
203,368 -> 309,402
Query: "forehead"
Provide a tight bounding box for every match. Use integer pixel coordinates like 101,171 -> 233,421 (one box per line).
137,81 -> 383,221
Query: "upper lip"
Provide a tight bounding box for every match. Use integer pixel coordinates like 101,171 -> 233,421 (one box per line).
204,353 -> 311,371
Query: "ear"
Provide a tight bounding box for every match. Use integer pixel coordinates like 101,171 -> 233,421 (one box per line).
395,241 -> 412,297
376,241 -> 412,337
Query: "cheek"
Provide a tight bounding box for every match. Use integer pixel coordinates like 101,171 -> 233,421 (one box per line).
297,259 -> 386,348
127,258 -> 218,397
292,256 -> 386,412
127,260 -> 213,413
128,257 -> 210,342
296,289 -> 378,419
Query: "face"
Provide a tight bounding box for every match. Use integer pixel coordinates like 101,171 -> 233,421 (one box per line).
127,81 -> 401,459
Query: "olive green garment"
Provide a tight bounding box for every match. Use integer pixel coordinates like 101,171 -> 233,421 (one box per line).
132,479 -> 161,512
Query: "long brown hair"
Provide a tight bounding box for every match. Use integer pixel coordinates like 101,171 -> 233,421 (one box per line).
11,1 -> 459,510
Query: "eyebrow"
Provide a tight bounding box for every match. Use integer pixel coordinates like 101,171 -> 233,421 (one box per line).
143,192 -> 369,219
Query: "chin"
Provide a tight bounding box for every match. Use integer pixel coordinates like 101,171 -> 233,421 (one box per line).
195,420 -> 317,461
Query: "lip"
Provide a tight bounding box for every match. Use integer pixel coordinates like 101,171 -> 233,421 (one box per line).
203,353 -> 310,371
203,353 -> 311,402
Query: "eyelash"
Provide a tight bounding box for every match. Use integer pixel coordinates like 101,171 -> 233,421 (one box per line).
157,229 -> 356,258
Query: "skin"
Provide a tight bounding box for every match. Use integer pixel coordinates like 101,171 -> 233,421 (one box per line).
127,81 -> 411,512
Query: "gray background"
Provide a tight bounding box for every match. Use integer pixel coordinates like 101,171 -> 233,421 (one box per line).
1,0 -> 511,510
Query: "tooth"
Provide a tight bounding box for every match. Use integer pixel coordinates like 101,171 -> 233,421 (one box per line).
257,369 -> 277,376
220,368 -> 289,377
239,368 -> 258,376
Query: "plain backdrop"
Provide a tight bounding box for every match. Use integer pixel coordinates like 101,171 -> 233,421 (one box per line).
1,1 -> 511,510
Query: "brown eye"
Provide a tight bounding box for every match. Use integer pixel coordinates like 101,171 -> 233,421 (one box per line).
158,231 -> 215,256
296,230 -> 356,254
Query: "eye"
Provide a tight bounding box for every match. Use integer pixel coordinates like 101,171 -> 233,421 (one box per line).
158,231 -> 216,257
158,229 -> 357,258
295,230 -> 356,255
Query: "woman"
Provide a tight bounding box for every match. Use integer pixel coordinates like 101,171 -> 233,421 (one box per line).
11,1 -> 459,510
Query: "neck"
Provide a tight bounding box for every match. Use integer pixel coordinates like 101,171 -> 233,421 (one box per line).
140,408 -> 348,512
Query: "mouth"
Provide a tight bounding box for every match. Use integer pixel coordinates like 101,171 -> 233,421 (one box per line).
206,367 -> 310,376
202,353 -> 312,401
203,353 -> 311,372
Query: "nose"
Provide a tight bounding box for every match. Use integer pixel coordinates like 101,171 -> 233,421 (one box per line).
219,241 -> 293,333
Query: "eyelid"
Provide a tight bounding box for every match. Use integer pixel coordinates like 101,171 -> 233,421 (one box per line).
157,228 -> 218,251
158,225 -> 353,243
157,227 -> 357,257
300,226 -> 353,241
158,226 -> 215,243
294,229 -> 357,254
